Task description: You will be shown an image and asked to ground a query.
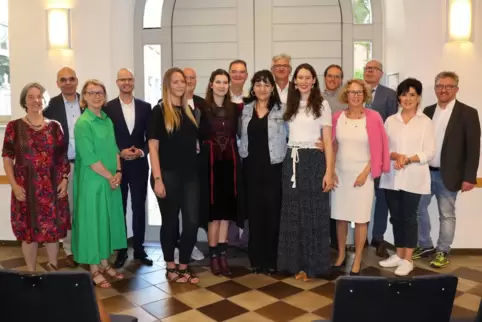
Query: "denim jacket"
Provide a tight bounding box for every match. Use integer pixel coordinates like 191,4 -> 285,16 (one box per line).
239,101 -> 287,164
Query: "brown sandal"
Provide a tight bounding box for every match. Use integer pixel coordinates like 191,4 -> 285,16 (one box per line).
165,267 -> 187,283
178,268 -> 200,284
100,265 -> 124,280
92,270 -> 111,289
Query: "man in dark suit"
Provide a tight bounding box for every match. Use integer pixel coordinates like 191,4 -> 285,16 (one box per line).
414,71 -> 480,268
43,67 -> 82,268
104,68 -> 153,268
364,60 -> 398,258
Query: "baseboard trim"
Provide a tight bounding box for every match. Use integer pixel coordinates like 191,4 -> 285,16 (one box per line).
0,237 -> 135,247
383,241 -> 482,255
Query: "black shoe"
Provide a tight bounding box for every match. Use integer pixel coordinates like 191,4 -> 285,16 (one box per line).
250,266 -> 262,274
113,250 -> 128,268
349,270 -> 360,276
264,268 -> 277,276
371,238 -> 382,248
332,259 -> 346,270
134,251 -> 153,266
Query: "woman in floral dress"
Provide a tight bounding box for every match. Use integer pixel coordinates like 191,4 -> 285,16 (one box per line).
2,82 -> 71,272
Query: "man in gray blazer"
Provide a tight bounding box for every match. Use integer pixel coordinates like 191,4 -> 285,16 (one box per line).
363,60 -> 398,257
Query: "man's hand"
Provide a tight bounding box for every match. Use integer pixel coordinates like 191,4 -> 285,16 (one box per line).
461,181 -> 475,192
120,147 -> 136,160
131,147 -> 144,159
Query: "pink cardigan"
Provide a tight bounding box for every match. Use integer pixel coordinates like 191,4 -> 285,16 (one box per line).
332,109 -> 390,179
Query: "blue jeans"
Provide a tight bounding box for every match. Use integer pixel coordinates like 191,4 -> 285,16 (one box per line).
372,178 -> 389,241
417,171 -> 458,253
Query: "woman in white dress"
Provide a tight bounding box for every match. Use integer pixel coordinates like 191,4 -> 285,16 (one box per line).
331,79 -> 390,275
378,78 -> 435,276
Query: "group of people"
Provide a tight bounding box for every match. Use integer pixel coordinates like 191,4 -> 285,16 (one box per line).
1,53 -> 479,288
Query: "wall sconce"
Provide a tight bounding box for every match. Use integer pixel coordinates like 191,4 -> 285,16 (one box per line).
46,8 -> 71,49
447,0 -> 473,42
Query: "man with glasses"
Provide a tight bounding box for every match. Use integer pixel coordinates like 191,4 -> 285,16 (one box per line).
43,67 -> 82,268
323,64 -> 346,113
363,60 -> 398,258
104,68 -> 153,268
414,71 -> 480,268
271,54 -> 292,104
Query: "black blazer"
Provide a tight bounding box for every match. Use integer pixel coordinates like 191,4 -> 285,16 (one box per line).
43,93 -> 82,149
104,97 -> 152,161
424,100 -> 481,192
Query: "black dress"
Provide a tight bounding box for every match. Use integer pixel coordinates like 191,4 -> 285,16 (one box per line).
244,111 -> 282,270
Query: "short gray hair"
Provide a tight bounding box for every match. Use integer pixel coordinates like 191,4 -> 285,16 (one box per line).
435,71 -> 459,86
20,82 -> 46,110
271,53 -> 292,66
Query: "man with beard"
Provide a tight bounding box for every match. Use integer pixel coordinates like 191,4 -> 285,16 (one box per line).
104,68 -> 153,268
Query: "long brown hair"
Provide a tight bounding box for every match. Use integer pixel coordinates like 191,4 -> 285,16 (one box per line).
204,69 -> 235,117
284,63 -> 324,121
161,67 -> 197,133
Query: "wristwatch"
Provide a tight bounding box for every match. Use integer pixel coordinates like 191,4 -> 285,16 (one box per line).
116,169 -> 122,174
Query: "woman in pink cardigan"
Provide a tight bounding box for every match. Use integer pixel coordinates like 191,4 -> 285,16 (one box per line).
331,79 -> 390,275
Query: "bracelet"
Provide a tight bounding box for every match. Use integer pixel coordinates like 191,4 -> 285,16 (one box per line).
154,176 -> 161,181
62,175 -> 69,182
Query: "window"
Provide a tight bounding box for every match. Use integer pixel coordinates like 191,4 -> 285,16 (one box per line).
353,41 -> 372,79
143,0 -> 164,29
143,45 -> 162,107
352,0 -> 372,24
0,0 -> 10,121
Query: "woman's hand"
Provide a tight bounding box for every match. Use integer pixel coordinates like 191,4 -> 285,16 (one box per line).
354,171 -> 369,187
12,184 -> 26,202
57,178 -> 68,199
322,172 -> 335,192
394,153 -> 409,170
110,173 -> 122,189
154,179 -> 166,198
333,172 -> 339,189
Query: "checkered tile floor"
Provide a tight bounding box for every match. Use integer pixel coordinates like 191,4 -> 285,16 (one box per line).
0,244 -> 481,321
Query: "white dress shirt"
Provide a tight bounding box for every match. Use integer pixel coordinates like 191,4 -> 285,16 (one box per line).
230,90 -> 246,104
120,97 -> 135,134
429,99 -> 456,167
276,83 -> 289,104
63,95 -> 81,160
380,109 -> 436,194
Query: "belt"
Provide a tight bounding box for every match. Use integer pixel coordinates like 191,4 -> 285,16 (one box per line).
69,159 -> 75,163
429,166 -> 440,172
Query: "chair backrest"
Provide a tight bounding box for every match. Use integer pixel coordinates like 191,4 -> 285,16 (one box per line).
332,274 -> 458,322
0,269 -> 101,322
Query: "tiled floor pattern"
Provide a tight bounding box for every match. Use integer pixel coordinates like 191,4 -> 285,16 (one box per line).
0,245 -> 481,321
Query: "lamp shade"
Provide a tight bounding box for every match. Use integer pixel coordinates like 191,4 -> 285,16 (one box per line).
46,8 -> 71,49
448,0 -> 473,42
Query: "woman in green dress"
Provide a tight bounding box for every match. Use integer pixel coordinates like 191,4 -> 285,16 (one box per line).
73,79 -> 126,289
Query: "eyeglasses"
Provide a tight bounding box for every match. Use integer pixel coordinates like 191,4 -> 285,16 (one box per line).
326,74 -> 342,79
273,64 -> 290,70
86,91 -> 105,97
347,90 -> 364,96
118,78 -> 134,83
59,77 -> 76,83
364,66 -> 381,72
435,84 -> 457,91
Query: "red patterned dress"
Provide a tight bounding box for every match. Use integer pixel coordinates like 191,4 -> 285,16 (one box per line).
1,119 -> 71,243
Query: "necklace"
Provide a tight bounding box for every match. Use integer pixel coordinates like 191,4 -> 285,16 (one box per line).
26,116 -> 44,128
344,109 -> 365,128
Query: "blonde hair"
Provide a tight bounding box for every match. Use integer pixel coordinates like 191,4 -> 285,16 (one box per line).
162,67 -> 197,133
339,79 -> 373,105
80,79 -> 107,108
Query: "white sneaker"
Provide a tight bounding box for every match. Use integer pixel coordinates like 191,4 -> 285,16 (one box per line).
174,248 -> 180,264
395,259 -> 414,276
379,254 -> 403,268
191,246 -> 205,261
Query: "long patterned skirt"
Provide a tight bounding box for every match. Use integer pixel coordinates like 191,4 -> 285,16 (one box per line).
277,148 -> 331,277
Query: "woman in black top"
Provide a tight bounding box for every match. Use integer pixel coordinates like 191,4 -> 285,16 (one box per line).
199,69 -> 243,276
148,67 -> 200,284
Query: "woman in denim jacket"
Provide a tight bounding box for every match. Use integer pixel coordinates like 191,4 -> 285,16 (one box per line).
239,70 -> 286,275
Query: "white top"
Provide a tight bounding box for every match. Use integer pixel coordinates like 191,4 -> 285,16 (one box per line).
187,98 -> 195,110
230,90 -> 247,104
288,100 -> 332,148
380,110 -> 436,194
276,83 -> 289,104
120,97 -> 135,134
429,99 -> 455,167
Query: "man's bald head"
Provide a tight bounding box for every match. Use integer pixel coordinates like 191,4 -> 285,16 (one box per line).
183,68 -> 197,96
117,68 -> 134,80
56,67 -> 78,96
116,68 -> 135,95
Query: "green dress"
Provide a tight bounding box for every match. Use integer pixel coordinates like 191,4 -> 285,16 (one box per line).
72,108 -> 127,264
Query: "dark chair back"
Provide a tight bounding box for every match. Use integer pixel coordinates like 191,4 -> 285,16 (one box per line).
332,275 -> 458,322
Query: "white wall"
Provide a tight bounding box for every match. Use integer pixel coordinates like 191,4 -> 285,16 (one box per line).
383,0 -> 482,248
0,0 -> 135,240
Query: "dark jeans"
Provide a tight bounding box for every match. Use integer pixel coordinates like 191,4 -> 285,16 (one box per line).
386,189 -> 421,249
372,178 -> 389,241
152,170 -> 199,265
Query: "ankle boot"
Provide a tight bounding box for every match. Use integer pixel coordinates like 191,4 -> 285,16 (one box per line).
219,253 -> 231,276
210,255 -> 221,275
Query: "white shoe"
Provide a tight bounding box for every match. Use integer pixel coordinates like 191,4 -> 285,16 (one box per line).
174,248 -> 180,264
379,254 -> 403,268
191,246 -> 205,261
395,259 -> 414,276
